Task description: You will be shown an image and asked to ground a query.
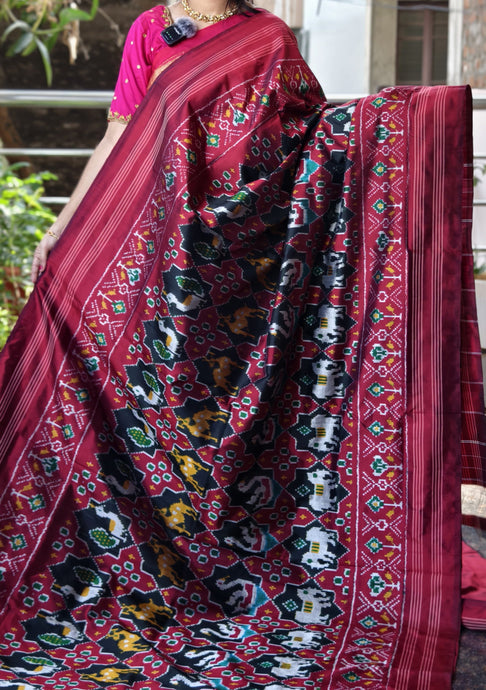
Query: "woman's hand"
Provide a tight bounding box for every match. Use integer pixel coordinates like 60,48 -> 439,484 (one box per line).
31,231 -> 60,283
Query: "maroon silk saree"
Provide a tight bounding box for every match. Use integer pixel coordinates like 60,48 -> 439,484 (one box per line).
0,9 -> 484,689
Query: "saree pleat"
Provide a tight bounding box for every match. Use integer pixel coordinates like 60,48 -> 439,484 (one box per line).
0,10 -> 484,689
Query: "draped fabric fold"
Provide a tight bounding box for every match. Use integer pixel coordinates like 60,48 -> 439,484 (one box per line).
0,10 -> 484,689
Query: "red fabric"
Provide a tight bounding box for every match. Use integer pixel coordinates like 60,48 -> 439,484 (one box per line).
462,541 -> 486,630
109,5 -> 172,122
387,85 -> 475,688
0,9 -> 483,689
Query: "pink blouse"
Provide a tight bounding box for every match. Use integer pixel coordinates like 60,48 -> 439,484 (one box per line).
108,5 -> 172,123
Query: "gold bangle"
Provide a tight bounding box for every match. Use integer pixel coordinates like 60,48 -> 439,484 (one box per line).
47,229 -> 60,240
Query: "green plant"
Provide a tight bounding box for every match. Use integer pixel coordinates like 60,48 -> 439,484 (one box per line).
474,253 -> 486,277
0,304 -> 16,346
1,0 -> 99,85
0,160 -> 57,348
473,162 -> 486,188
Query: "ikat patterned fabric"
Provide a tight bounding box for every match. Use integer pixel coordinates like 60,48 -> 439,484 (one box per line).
0,10 -> 483,690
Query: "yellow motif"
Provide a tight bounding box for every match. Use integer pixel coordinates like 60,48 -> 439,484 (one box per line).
81,667 -> 140,682
170,447 -> 207,494
204,353 -> 245,397
177,407 -> 229,444
246,255 -> 277,290
106,627 -> 151,653
219,306 -> 267,339
121,599 -> 172,628
149,538 -> 184,587
154,499 -> 197,537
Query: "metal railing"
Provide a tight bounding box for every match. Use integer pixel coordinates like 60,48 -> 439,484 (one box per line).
0,90 -> 114,175
0,90 -> 113,108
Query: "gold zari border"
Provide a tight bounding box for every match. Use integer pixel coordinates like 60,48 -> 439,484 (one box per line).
108,111 -> 132,124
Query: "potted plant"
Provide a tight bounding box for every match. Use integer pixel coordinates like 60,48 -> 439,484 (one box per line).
0,159 -> 57,347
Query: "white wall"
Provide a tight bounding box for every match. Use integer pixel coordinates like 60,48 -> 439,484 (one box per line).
303,0 -> 369,96
472,91 -> 486,255
472,95 -> 486,354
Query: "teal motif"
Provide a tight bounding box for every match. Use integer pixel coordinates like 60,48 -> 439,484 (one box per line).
165,171 -> 175,188
11,534 -> 27,550
367,496 -> 385,513
372,161 -> 387,176
127,268 -> 141,284
112,300 -> 126,314
368,421 -> 385,437
207,133 -> 220,147
233,109 -> 247,125
62,425 -> 74,440
368,382 -> 385,397
40,456 -> 59,476
83,357 -> 100,373
372,199 -> 387,214
368,573 -> 386,596
365,537 -> 383,553
371,455 -> 388,475
360,615 -> 378,629
371,96 -> 387,108
343,672 -> 361,683
375,124 -> 391,142
28,495 -> 45,511
370,344 -> 388,362
377,231 -> 390,250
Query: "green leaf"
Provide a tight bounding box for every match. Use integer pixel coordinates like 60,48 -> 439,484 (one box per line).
2,162 -> 29,174
88,0 -> 100,20
58,0 -> 99,28
22,37 -> 39,56
45,32 -> 59,52
1,20 -> 31,42
5,29 -> 34,56
35,37 -> 52,86
58,7 -> 92,26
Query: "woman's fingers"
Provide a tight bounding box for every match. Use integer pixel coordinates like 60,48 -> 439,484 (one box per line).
31,235 -> 58,283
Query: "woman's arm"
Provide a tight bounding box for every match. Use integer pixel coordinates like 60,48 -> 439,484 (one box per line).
31,120 -> 127,282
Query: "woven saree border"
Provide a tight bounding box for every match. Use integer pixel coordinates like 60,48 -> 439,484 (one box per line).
390,85 -> 472,689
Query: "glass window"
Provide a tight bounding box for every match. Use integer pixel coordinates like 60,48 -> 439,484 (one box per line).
396,1 -> 448,85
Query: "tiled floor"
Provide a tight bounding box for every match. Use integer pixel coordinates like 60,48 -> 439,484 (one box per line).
452,628 -> 486,689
